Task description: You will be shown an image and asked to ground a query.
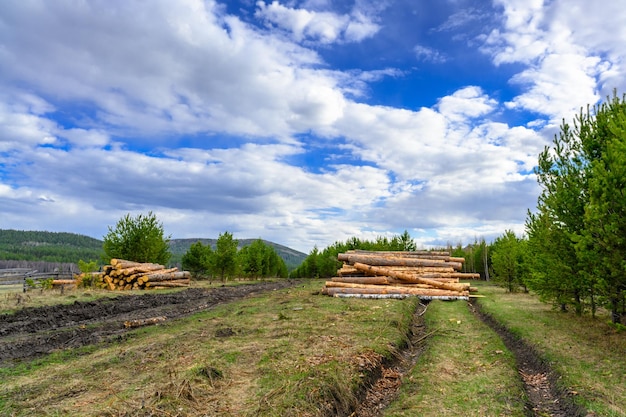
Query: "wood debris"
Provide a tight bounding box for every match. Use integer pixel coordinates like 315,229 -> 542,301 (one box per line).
322,250 -> 479,300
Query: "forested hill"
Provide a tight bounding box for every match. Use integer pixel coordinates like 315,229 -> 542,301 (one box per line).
168,238 -> 308,271
0,229 -> 104,263
0,230 -> 307,270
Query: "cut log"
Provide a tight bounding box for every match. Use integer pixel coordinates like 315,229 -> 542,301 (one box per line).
145,280 -> 190,288
351,263 -> 470,292
114,263 -> 166,276
348,250 -> 451,257
51,279 -> 77,286
124,316 -> 167,328
322,286 -> 468,297
330,276 -> 392,285
104,275 -> 115,291
110,259 -> 144,269
141,271 -> 191,283
338,253 -> 463,270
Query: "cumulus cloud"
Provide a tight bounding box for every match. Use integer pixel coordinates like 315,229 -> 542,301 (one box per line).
255,1 -> 380,44
1,0 -> 625,252
0,0 -> 352,141
481,0 -> 626,122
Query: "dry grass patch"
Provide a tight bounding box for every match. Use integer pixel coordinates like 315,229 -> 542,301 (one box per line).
384,299 -> 527,417
476,283 -> 626,416
1,279 -> 418,416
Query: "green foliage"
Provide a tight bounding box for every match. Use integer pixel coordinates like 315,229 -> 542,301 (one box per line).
77,259 -> 99,287
238,239 -> 288,279
77,260 -> 99,274
0,229 -> 103,263
456,238 -> 490,280
169,238 -> 305,272
527,92 -> 626,322
25,278 -> 54,290
211,232 -> 238,281
490,230 -> 528,292
102,212 -> 171,265
181,241 -> 212,279
179,234 -> 289,281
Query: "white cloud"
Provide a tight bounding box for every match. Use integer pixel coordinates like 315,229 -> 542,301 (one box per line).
414,45 -> 447,63
255,1 -> 380,44
3,0 -> 625,253
0,0 -> 353,141
481,0 -> 626,122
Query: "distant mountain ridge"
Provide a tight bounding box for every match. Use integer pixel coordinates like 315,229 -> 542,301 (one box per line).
0,229 -> 307,270
0,229 -> 103,264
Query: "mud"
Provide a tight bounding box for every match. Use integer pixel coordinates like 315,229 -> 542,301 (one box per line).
0,281 -> 299,364
469,300 -> 587,417
349,302 -> 429,417
348,300 -> 588,417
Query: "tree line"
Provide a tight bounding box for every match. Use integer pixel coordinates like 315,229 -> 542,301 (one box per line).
180,232 -> 288,280
0,229 -> 103,263
484,93 -> 626,324
101,214 -> 288,281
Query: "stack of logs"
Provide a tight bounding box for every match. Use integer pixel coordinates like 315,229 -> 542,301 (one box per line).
97,259 -> 191,290
321,250 -> 479,300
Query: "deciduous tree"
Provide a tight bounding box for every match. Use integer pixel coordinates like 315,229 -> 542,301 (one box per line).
102,212 -> 171,265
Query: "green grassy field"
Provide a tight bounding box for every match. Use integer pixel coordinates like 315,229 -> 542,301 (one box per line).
1,280 -> 416,416
1,280 -> 624,416
475,283 -> 626,416
384,299 -> 527,416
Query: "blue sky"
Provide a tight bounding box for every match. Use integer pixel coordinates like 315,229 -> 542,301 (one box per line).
1,0 -> 625,253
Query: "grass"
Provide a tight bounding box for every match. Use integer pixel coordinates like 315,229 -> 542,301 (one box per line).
384,299 -> 527,417
0,279 -> 418,416
2,279 -> 625,416
475,282 -> 626,416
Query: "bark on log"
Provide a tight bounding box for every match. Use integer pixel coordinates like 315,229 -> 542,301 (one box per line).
322,286 -> 468,297
124,316 -> 167,328
52,279 -> 77,285
131,267 -> 179,281
330,276 -> 392,285
110,259 -> 144,269
141,271 -> 191,283
145,280 -> 190,288
114,263 -> 166,276
338,253 -> 463,270
348,250 -> 451,257
386,266 -> 457,273
351,263 -> 470,292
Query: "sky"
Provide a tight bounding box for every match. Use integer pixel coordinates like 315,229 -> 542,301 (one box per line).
1,0 -> 625,254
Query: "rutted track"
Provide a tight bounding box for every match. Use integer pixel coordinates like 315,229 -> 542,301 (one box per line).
0,281 -> 299,364
469,300 -> 587,417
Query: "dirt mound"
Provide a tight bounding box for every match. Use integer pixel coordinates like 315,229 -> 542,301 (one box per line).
0,281 -> 298,364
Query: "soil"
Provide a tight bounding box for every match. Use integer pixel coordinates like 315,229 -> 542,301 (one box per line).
468,300 -> 588,417
348,300 -> 588,417
0,280 -> 299,364
0,284 -> 591,417
349,302 -> 429,417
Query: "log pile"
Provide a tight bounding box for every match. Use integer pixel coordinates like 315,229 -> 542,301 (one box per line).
96,259 -> 191,290
322,250 -> 479,300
